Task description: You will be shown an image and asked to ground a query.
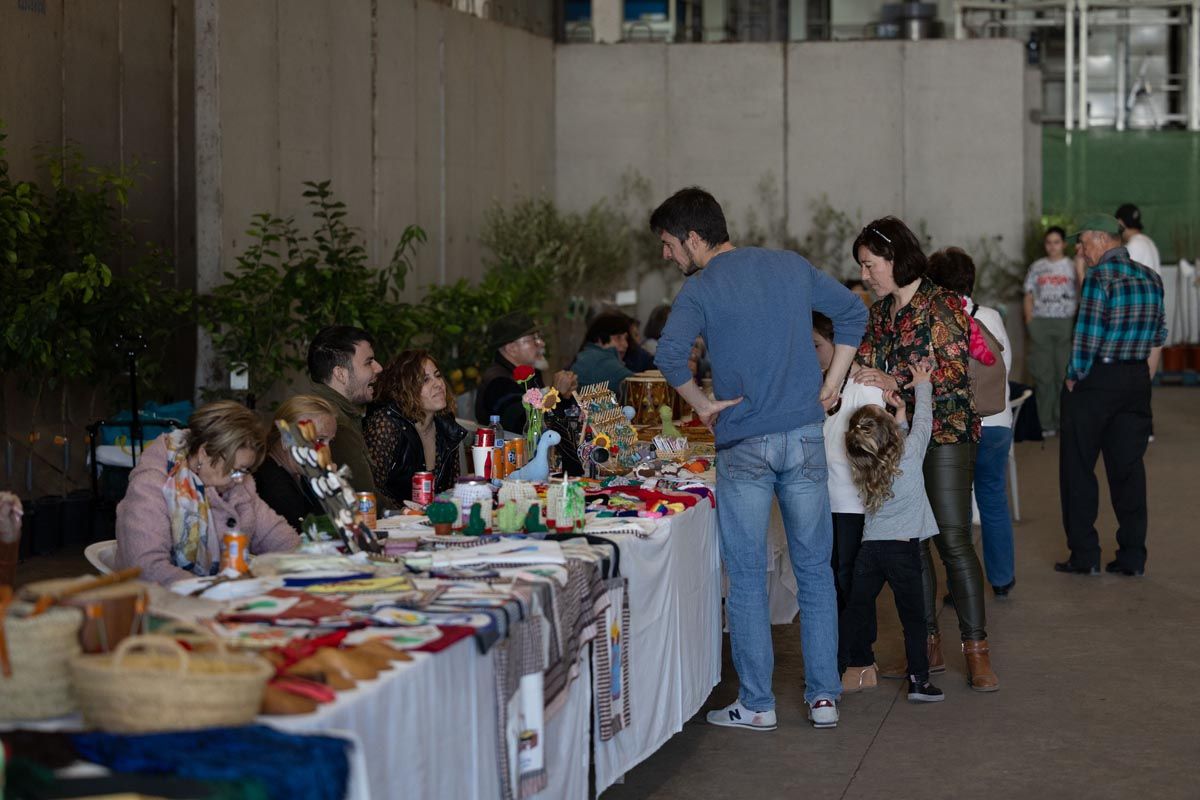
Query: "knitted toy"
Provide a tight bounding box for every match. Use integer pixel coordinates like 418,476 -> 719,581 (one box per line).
506,430 -> 562,483
426,501 -> 458,536
659,404 -> 682,437
523,504 -> 548,533
496,500 -> 525,533
463,503 -> 487,536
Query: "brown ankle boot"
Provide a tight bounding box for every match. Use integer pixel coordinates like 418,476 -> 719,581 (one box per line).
927,633 -> 945,674
962,638 -> 999,692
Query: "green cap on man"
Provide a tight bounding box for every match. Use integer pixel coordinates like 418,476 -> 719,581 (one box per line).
1066,214 -> 1122,243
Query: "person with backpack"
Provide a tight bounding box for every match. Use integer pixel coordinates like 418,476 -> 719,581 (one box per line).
853,218 -> 998,692
928,248 -> 1016,599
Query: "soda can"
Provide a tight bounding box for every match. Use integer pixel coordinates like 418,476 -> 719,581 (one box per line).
221,531 -> 249,574
493,444 -> 507,478
355,491 -> 377,529
412,472 -> 435,506
512,437 -> 526,468
476,428 -> 495,449
504,439 -> 518,473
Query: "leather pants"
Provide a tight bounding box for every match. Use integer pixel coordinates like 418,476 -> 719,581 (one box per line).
921,442 -> 987,641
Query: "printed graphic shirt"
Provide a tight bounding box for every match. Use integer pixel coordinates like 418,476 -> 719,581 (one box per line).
856,279 -> 980,447
1069,247 -> 1166,382
1023,257 -> 1078,318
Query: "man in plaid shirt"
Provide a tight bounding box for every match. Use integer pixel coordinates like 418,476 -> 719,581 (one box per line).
1055,214 -> 1165,578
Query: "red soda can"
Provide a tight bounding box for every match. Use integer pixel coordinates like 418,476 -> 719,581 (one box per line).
476,428 -> 495,449
493,444 -> 507,478
355,491 -> 377,529
412,472 -> 435,506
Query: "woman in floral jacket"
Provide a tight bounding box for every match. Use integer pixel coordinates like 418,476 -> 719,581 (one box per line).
852,217 -> 998,692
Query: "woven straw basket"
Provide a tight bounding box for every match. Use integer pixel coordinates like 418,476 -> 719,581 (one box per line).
71,633 -> 273,733
0,602 -> 83,720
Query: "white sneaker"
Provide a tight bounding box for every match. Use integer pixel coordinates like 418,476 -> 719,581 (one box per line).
705,701 -> 777,731
808,699 -> 838,729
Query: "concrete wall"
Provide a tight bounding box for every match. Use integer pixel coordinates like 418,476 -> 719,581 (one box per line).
557,39 -> 1038,300
197,0 -> 555,301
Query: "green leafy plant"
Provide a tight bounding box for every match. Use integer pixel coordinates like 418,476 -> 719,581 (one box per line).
971,234 -> 1027,307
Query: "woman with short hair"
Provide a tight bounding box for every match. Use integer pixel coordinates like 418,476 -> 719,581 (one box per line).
852,217 -> 997,691
254,394 -> 339,529
116,400 -> 299,586
363,350 -> 468,506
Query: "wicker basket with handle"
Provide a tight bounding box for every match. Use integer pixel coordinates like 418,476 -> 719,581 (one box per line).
0,601 -> 83,720
71,633 -> 273,733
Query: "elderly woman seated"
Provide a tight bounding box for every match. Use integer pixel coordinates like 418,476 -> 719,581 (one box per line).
115,400 -> 300,586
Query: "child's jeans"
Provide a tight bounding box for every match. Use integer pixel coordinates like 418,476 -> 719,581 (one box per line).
840,538 -> 930,680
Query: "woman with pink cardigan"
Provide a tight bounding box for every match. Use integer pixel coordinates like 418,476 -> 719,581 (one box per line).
116,400 -> 300,586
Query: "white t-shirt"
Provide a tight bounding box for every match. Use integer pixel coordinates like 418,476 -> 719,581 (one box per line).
824,379 -> 887,515
966,298 -> 1013,429
1125,233 -> 1161,275
1023,257 -> 1077,318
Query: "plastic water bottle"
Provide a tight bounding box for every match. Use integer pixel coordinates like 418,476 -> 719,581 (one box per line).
489,415 -> 505,443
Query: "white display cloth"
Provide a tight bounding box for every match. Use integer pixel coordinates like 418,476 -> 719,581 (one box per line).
1162,262 -> 1199,345
592,499 -> 722,795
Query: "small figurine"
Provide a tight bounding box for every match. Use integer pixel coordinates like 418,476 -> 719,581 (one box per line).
659,404 -> 682,437
426,501 -> 458,536
523,504 -> 548,533
463,502 -> 487,536
506,430 -> 562,483
497,499 -> 525,533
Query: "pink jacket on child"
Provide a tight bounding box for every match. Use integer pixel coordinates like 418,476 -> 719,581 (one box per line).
115,434 -> 299,586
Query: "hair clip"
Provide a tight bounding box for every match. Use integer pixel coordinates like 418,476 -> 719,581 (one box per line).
868,225 -> 892,244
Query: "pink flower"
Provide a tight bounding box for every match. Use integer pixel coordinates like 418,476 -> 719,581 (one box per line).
523,388 -> 544,407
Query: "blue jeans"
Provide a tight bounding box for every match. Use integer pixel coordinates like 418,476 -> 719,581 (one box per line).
716,423 -> 840,711
975,426 -> 1015,587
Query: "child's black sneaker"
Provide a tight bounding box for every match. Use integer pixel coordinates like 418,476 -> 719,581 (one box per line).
907,676 -> 944,703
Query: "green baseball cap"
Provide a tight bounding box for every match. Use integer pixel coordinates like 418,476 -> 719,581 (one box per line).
1066,214 -> 1122,242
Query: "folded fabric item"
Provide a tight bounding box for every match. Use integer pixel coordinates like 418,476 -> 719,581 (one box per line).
430,540 -> 566,569
71,725 -> 350,800
413,623 -> 476,653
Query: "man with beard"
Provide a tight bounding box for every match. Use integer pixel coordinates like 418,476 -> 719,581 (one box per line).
306,325 -> 386,505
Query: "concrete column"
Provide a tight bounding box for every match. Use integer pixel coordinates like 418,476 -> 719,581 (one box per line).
1191,1 -> 1200,130
1078,0 -> 1088,130
1065,0 -> 1074,130
703,0 -> 726,41
194,0 -> 220,394
593,0 -> 622,42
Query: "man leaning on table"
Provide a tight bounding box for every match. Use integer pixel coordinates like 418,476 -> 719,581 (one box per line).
650,187 -> 868,731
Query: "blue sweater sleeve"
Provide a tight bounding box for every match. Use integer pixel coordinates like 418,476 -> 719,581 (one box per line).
657,283 -> 704,388
810,266 -> 868,347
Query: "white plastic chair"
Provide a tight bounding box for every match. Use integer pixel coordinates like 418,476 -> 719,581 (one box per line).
84,540 -> 118,575
1007,388 -> 1033,521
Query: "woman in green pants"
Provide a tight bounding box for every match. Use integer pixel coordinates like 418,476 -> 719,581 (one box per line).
853,217 -> 997,692
1023,227 -> 1078,435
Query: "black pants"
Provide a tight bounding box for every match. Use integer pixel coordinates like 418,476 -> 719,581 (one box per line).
1059,363 -> 1152,570
921,442 -> 987,641
832,513 -> 872,670
841,539 -> 929,681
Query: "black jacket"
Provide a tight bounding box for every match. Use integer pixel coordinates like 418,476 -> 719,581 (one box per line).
253,455 -> 326,530
363,403 -> 468,505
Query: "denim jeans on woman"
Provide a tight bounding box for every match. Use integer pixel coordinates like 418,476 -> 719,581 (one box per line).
975,426 -> 1015,588
716,422 -> 841,711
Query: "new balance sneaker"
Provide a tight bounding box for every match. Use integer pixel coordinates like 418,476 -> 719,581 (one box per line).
906,676 -> 945,703
808,699 -> 838,729
705,701 -> 777,731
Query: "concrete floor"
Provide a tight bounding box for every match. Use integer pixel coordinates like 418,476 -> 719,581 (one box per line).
605,386 -> 1200,800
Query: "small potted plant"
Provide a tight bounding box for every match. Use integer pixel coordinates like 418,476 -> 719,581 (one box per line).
426,501 -> 458,536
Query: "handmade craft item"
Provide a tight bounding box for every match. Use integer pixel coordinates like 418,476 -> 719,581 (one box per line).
574,382 -> 639,474
277,419 -> 382,554
463,503 -> 488,536
625,373 -> 672,426
452,477 -> 493,528
496,500 -> 525,533
506,430 -> 561,483
426,501 -> 458,536
0,599 -> 82,720
545,477 -> 586,532
659,405 -> 683,438
21,575 -> 148,654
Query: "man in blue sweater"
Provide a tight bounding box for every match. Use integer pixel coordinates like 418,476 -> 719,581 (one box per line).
651,187 -> 867,731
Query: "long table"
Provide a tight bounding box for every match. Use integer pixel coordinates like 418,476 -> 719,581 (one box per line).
273,498 -> 722,799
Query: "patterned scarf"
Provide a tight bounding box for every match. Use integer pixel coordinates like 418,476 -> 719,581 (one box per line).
161,430 -> 216,576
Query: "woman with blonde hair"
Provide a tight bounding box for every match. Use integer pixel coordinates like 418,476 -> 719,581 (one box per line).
254,395 -> 339,529
841,362 -> 943,703
364,349 -> 468,506
116,400 -> 299,586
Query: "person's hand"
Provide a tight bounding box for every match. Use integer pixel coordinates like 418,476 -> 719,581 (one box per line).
818,379 -> 841,411
855,368 -> 899,393
0,492 -> 23,544
906,360 -> 935,387
553,370 -> 578,396
1065,378 -> 1076,393
693,396 -> 743,431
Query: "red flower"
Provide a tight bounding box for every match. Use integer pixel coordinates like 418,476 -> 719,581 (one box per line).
513,365 -> 536,383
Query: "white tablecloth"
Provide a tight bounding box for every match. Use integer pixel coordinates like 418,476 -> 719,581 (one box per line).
1163,261 -> 1200,345
274,498 -> 722,799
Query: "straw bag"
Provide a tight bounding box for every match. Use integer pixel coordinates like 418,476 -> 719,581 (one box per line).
71,633 -> 273,733
0,602 -> 83,720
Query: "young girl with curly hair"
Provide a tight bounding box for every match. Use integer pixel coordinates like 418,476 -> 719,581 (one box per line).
842,360 -> 944,702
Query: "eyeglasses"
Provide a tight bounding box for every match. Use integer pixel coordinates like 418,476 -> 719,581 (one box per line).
228,469 -> 248,483
868,226 -> 892,244
518,333 -> 545,345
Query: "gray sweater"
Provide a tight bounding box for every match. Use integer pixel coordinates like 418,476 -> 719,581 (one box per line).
862,383 -> 939,542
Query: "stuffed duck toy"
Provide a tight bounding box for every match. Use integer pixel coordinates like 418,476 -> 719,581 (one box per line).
504,430 -> 562,484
